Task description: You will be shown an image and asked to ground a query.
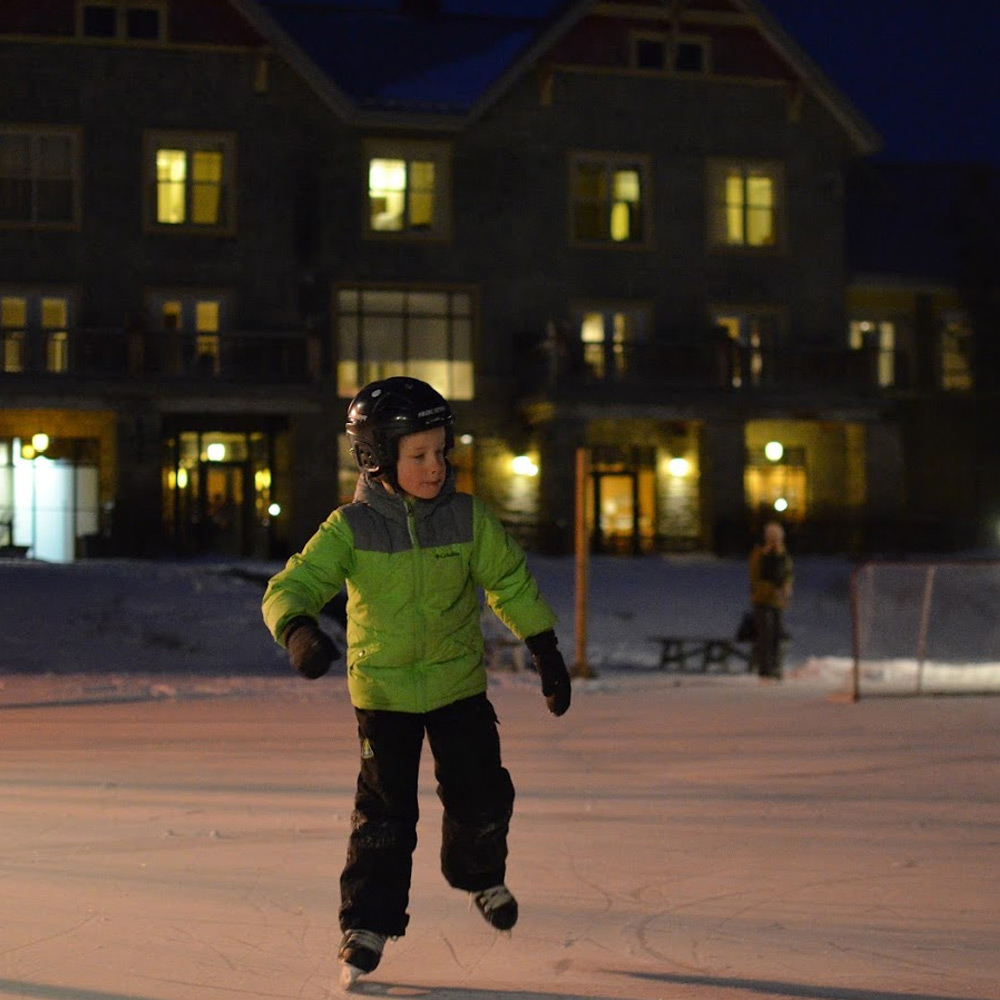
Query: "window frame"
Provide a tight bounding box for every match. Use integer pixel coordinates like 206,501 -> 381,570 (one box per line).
939,310 -> 973,392
571,300 -> 652,382
334,283 -> 476,400
631,32 -> 711,75
143,130 -> 237,236
147,288 -> 230,376
76,1 -> 167,43
707,158 -> 785,253
0,288 -> 75,374
363,138 -> 452,242
568,151 -> 652,249
848,317 -> 898,389
0,125 -> 81,230
709,305 -> 786,388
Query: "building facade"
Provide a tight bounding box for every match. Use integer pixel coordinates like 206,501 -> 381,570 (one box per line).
1,0 -> 916,561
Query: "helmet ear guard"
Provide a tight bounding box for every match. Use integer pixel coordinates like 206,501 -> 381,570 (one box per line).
350,439 -> 383,477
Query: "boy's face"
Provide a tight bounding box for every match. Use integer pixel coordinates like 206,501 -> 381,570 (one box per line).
394,426 -> 447,500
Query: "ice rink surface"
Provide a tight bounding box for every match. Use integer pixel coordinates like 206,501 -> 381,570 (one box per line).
2,672 -> 998,1000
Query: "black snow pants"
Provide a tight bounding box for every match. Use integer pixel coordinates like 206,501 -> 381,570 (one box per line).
339,692 -> 515,937
752,604 -> 784,678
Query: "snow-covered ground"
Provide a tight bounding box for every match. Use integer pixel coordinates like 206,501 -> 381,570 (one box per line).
1,554 -> 999,1000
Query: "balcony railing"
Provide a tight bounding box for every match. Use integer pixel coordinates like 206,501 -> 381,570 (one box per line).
1,328 -> 319,383
517,337 -> 908,400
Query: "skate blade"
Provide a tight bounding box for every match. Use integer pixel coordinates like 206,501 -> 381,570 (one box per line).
339,963 -> 365,992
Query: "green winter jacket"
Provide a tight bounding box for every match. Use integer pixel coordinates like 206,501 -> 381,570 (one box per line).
262,471 -> 557,713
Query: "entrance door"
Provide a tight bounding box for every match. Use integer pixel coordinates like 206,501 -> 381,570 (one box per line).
593,472 -> 638,554
202,462 -> 245,555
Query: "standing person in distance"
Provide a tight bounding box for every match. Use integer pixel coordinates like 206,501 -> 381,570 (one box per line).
748,520 -> 793,680
261,377 -> 571,988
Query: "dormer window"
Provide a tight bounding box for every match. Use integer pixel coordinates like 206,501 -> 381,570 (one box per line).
78,2 -> 165,42
633,33 -> 708,74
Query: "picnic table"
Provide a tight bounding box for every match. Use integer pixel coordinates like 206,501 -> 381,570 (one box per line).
648,635 -> 752,673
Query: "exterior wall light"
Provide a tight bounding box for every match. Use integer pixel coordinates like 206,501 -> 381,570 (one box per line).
32,433 -> 50,454
268,502 -> 281,517
459,433 -> 474,446
512,455 -> 538,477
773,497 -> 789,512
205,442 -> 226,461
667,456 -> 690,477
764,440 -> 784,462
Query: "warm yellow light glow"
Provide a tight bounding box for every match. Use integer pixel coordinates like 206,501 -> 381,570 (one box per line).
156,148 -> 187,224
667,456 -> 690,477
176,467 -> 189,490
205,442 -> 226,462
512,455 -> 539,477
31,433 -> 50,453
459,433 -> 474,446
190,150 -> 223,225
764,440 -> 784,462
21,444 -> 36,460
255,469 -> 272,491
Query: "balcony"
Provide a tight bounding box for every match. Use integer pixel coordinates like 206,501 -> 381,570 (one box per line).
0,328 -> 320,385
517,336 -> 905,407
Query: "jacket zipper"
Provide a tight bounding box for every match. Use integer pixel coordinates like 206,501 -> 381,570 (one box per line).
405,500 -> 427,704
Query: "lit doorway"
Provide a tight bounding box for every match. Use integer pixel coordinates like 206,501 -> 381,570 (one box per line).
588,445 -> 656,555
203,462 -> 245,554
1,436 -> 99,562
163,429 -> 275,557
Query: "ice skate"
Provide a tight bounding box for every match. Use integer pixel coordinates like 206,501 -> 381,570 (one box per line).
337,929 -> 386,991
471,884 -> 518,931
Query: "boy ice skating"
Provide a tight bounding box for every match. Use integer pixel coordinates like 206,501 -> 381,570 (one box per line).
261,377 -> 571,987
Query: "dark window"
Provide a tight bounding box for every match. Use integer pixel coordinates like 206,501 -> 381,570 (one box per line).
126,7 -> 160,39
675,41 -> 705,73
635,38 -> 665,71
81,5 -> 116,37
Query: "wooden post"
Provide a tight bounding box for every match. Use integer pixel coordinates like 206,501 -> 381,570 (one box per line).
574,447 -> 595,678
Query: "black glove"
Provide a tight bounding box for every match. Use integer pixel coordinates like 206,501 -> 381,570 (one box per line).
525,630 -> 571,716
283,616 -> 338,679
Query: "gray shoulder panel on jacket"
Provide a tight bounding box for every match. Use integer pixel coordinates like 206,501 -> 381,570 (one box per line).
340,502 -> 411,553
341,493 -> 475,552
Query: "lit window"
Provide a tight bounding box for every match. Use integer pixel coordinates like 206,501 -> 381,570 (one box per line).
0,128 -> 79,226
0,292 -> 72,373
1,296 -> 26,373
849,319 -> 896,388
147,132 -> 234,233
369,159 -> 406,231
576,306 -> 649,381
337,286 -> 473,399
195,300 -> 221,375
42,297 -> 69,373
365,140 -> 449,239
940,314 -> 973,392
709,160 -> 782,249
156,149 -> 186,223
571,154 -> 648,245
744,432 -> 807,523
711,309 -> 782,387
151,292 -> 227,376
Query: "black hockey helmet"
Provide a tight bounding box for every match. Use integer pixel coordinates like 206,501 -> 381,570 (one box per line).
346,376 -> 454,480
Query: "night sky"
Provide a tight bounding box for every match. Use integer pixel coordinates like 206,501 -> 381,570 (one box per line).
763,0 -> 1000,168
